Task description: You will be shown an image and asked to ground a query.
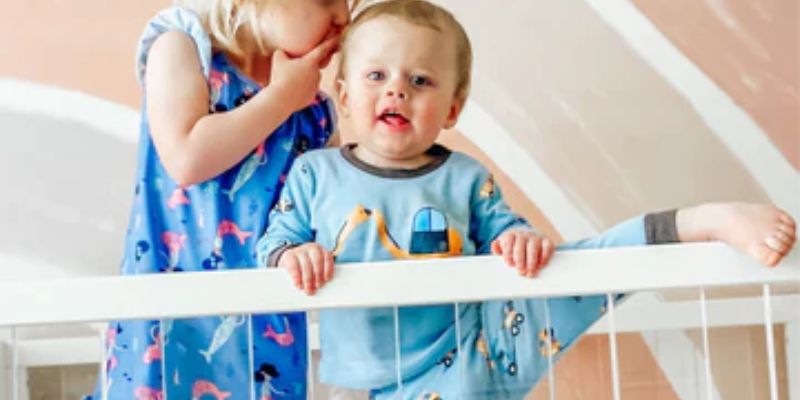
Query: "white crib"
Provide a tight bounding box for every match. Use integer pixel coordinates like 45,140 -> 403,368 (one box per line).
1,243 -> 798,399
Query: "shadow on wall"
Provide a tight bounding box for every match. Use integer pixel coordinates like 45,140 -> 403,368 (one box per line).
0,109 -> 136,279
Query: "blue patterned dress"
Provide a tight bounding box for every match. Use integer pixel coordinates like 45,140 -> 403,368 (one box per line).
88,7 -> 335,400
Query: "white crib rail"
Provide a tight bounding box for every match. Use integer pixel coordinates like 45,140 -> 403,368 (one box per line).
1,242 -> 797,327
1,242 -> 799,400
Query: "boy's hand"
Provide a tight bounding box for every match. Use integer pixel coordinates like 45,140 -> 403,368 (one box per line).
277,243 -> 335,295
491,229 -> 555,278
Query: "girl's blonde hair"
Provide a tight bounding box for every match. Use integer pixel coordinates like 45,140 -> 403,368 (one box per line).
176,0 -> 265,57
339,0 -> 472,100
176,0 -> 364,58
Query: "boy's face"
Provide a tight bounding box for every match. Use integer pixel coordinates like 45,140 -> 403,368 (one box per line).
338,16 -> 464,168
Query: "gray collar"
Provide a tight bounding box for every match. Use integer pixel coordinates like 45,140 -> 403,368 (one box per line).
340,144 -> 452,179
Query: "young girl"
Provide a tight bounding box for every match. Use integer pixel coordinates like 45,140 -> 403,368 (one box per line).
89,1 -> 355,399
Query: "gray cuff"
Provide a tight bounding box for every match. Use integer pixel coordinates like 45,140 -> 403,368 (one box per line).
644,209 -> 679,245
267,243 -> 299,267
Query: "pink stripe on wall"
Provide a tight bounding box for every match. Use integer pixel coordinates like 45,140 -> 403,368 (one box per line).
0,0 -> 169,108
631,0 -> 800,169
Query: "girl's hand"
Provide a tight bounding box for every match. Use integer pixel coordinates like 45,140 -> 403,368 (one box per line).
491,230 -> 555,278
270,35 -> 341,113
277,243 -> 335,295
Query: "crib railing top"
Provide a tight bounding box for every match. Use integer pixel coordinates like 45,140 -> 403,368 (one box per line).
0,242 -> 797,327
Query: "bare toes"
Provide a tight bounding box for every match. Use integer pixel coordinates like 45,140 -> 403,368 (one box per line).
778,211 -> 794,222
778,213 -> 797,229
752,243 -> 786,267
772,230 -> 794,246
777,222 -> 797,238
752,244 -> 772,265
765,236 -> 790,254
764,250 -> 781,267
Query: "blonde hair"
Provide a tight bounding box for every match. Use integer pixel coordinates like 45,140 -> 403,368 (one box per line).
177,0 -> 364,58
339,0 -> 472,100
176,0 -> 265,57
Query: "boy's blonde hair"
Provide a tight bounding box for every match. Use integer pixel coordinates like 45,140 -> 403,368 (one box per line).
339,0 -> 472,100
177,0 -> 363,57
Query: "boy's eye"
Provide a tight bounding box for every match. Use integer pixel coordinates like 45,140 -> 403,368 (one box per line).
366,71 -> 385,81
409,75 -> 431,87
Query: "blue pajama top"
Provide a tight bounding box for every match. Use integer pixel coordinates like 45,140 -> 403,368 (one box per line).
257,145 -> 530,389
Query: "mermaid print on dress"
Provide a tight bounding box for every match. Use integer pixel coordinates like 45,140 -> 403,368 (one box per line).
87,7 -> 334,400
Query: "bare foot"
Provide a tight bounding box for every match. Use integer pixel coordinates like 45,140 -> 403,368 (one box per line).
676,203 -> 796,267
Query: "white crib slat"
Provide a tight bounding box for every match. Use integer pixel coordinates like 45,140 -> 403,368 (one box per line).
763,284 -> 779,400
248,316 -> 256,400
11,327 -> 18,400
699,288 -> 713,400
606,293 -> 621,400
454,303 -> 465,400
544,299 -> 556,400
305,316 -> 315,400
393,306 -> 403,399
99,326 -> 108,400
162,320 -> 169,400
785,321 -> 800,400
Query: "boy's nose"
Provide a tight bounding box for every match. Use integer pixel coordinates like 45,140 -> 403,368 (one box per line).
386,89 -> 407,100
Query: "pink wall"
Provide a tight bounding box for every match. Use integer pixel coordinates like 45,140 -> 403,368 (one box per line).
632,0 -> 800,169
0,0 -> 167,108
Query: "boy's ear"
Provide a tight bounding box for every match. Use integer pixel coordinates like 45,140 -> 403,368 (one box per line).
336,79 -> 351,118
443,96 -> 466,129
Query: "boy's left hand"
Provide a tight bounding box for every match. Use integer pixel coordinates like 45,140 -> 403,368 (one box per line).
491,229 -> 555,278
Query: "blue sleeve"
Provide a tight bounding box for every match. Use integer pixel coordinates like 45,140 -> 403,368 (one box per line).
256,158 -> 317,266
557,215 -> 647,250
320,93 -> 338,137
135,6 -> 213,85
470,170 -> 532,255
309,93 -> 337,148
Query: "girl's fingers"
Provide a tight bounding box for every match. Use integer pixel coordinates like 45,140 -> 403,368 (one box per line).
272,49 -> 289,64
305,35 -> 341,67
319,45 -> 339,69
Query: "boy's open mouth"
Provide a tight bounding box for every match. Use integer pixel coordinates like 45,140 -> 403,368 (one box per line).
378,109 -> 410,127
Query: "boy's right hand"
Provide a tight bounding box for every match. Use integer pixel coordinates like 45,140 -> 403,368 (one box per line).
277,243 -> 335,295
270,35 -> 341,113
